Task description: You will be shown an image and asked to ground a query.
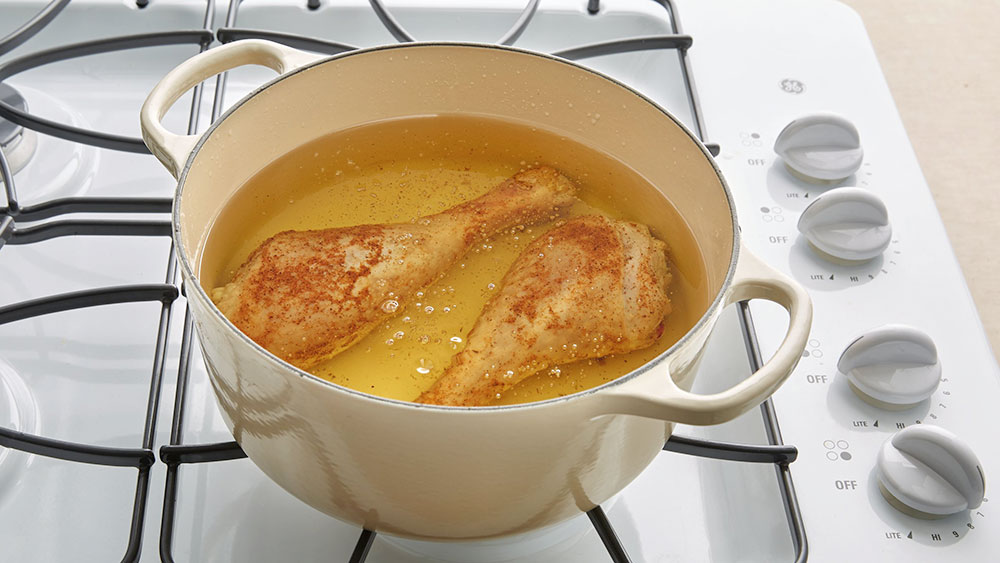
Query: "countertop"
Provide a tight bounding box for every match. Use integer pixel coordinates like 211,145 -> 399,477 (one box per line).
839,0 -> 1000,357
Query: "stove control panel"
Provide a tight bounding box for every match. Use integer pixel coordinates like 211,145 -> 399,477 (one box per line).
686,0 -> 1000,559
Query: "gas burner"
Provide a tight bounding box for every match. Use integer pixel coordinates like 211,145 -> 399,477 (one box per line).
382,500 -> 606,561
0,83 -> 37,176
3,85 -> 98,203
0,357 -> 38,503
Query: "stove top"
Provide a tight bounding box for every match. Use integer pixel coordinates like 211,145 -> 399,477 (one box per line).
0,1 -> 996,561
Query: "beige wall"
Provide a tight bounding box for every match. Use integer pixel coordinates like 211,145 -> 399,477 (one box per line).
840,0 -> 1000,355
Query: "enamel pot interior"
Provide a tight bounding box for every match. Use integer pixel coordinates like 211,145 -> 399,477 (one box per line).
173,43 -> 738,539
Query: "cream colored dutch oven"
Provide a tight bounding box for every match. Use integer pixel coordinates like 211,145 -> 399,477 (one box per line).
140,40 -> 811,540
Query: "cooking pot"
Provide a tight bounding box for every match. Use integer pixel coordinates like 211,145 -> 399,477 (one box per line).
140,40 -> 811,540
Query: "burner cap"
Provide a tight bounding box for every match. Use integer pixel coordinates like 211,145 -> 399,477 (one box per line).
0,357 -> 37,499
0,83 -> 37,175
384,496 -> 621,561
0,83 -> 28,148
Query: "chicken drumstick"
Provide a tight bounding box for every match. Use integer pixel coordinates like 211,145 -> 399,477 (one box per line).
417,214 -> 672,406
211,166 -> 577,369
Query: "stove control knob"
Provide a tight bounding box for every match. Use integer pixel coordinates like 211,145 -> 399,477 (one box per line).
797,187 -> 891,263
838,325 -> 941,409
877,425 -> 985,519
774,113 -> 863,182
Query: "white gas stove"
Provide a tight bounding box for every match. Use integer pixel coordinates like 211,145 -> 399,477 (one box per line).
1,0 -> 997,561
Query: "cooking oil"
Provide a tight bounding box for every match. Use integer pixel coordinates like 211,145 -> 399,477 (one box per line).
202,114 -> 709,405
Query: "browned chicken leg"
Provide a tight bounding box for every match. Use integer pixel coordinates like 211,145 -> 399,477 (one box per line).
211,167 -> 577,369
417,215 -> 672,406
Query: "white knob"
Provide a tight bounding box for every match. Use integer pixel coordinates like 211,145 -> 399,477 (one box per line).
774,113 -> 863,182
797,187 -> 891,263
877,425 -> 986,519
838,325 -> 941,410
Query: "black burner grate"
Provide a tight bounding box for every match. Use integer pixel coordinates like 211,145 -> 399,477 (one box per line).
0,1 -> 805,561
0,2 -> 215,561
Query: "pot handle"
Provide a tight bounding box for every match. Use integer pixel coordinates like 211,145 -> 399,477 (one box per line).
140,40 -> 325,179
603,246 -> 812,425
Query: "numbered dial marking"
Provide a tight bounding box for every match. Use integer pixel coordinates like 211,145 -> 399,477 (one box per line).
774,113 -> 863,183
877,426 -> 986,519
797,187 -> 891,263
838,325 -> 941,410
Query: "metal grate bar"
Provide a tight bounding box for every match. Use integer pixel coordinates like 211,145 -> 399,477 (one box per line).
0,144 -> 16,213
11,197 -> 172,221
160,441 -> 248,464
167,313 -> 196,447
5,219 -> 171,244
145,257 -> 183,453
663,434 -> 798,464
737,301 -> 809,562
0,0 -> 71,56
206,4 -> 237,129
0,29 -> 214,82
349,529 -> 377,563
553,34 -> 693,60
122,471 -> 152,563
587,506 -> 632,563
369,0 -> 541,46
368,0 -> 415,42
124,253 -> 183,563
549,32 -> 720,156
658,0 -> 716,154
159,466 -> 182,563
0,427 -> 155,467
0,30 -> 214,153
0,215 -> 13,245
158,310 -> 195,563
0,284 -> 177,325
497,0 -> 540,46
217,28 -> 357,54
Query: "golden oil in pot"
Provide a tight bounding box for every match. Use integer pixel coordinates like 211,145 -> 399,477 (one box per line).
202,115 -> 709,405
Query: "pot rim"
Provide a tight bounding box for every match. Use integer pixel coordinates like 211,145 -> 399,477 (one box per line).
172,41 -> 741,413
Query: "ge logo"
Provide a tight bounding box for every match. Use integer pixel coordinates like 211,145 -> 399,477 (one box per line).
780,78 -> 805,94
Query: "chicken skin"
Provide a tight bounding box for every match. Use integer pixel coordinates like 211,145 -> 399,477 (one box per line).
417,215 -> 672,406
211,167 -> 577,369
